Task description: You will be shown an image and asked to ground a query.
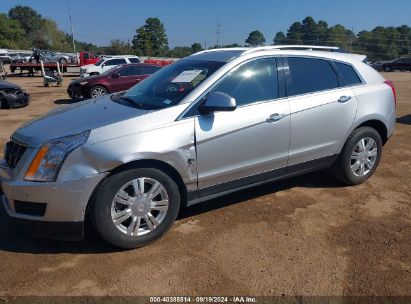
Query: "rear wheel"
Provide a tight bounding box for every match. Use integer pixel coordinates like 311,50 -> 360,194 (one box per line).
332,127 -> 382,185
90,168 -> 181,249
89,85 -> 108,98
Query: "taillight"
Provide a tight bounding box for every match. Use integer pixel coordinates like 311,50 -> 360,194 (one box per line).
384,80 -> 397,107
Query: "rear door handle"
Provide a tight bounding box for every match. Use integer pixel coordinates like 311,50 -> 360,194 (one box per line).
338,95 -> 352,103
266,113 -> 285,123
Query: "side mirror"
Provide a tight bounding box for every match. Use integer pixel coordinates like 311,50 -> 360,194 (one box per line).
111,72 -> 120,78
199,92 -> 237,114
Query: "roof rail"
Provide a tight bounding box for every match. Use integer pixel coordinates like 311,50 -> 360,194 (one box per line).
242,45 -> 341,55
193,48 -> 248,56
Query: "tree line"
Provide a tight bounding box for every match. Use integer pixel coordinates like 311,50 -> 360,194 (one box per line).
1,5 -> 410,61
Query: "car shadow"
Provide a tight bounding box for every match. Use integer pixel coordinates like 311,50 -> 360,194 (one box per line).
397,114 -> 411,125
0,170 -> 345,255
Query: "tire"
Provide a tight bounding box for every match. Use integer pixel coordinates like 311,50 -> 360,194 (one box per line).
59,58 -> 68,64
89,85 -> 108,98
0,97 -> 7,109
332,127 -> 382,185
90,168 -> 181,249
384,66 -> 392,72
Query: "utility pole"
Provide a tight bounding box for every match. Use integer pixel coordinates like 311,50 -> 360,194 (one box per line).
68,0 -> 76,53
350,27 -> 354,52
216,17 -> 221,48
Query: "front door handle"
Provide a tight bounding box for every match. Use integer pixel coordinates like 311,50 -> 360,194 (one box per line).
338,95 -> 352,103
266,113 -> 285,123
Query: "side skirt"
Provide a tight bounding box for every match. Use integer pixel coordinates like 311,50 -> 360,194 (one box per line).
187,154 -> 338,206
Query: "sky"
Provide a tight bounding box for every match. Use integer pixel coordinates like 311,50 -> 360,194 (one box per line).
1,0 -> 411,48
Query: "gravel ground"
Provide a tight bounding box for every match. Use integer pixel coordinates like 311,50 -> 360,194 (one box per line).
0,72 -> 410,296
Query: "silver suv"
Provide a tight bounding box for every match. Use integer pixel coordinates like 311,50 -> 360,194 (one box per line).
0,47 -> 396,248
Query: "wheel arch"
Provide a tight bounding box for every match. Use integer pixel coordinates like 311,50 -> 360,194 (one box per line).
85,159 -> 188,218
355,119 -> 388,145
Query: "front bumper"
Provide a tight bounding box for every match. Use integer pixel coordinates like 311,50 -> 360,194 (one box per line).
0,91 -> 30,109
1,197 -> 84,241
0,170 -> 107,222
67,85 -> 84,99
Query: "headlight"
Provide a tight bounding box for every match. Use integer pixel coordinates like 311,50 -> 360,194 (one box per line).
24,131 -> 89,182
79,81 -> 88,85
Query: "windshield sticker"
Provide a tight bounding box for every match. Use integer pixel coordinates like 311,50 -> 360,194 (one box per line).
172,70 -> 203,83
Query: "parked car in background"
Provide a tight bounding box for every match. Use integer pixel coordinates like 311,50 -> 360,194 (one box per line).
68,63 -> 161,99
80,56 -> 140,77
0,47 -> 396,248
9,53 -> 31,64
30,48 -> 75,64
0,81 -> 30,109
379,57 -> 411,72
0,49 -> 11,64
79,51 -> 100,66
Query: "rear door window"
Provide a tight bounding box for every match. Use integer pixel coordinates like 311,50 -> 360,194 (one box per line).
142,65 -> 161,74
106,59 -> 127,66
128,58 -> 140,63
118,66 -> 142,76
286,57 -> 339,96
334,62 -> 362,86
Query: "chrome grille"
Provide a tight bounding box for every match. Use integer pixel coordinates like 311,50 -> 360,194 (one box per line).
4,141 -> 27,168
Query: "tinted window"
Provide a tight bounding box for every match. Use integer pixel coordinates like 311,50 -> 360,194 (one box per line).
334,62 -> 362,86
142,65 -> 160,74
211,58 -> 279,107
83,53 -> 89,59
128,58 -> 140,63
118,66 -> 141,76
106,59 -> 126,66
287,57 -> 339,96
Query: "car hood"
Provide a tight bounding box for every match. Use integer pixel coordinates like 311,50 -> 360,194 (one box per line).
0,81 -> 21,90
81,64 -> 95,70
12,95 -> 153,147
70,75 -> 102,85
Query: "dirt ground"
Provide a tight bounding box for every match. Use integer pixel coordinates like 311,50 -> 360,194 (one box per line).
0,72 -> 410,297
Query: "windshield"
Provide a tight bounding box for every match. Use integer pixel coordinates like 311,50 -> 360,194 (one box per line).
122,60 -> 224,109
95,59 -> 105,66
101,66 -> 119,76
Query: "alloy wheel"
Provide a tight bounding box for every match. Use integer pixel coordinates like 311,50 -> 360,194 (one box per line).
91,87 -> 107,98
350,137 -> 378,177
111,177 -> 169,237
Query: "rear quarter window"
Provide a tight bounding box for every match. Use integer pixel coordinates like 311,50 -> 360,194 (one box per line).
334,62 -> 362,86
128,58 -> 140,63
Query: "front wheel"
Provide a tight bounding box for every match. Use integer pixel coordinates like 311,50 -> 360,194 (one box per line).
90,168 -> 181,249
332,127 -> 382,185
384,66 -> 392,72
89,86 -> 108,98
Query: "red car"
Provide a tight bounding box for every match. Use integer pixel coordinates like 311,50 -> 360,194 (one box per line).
67,63 -> 161,99
79,51 -> 100,66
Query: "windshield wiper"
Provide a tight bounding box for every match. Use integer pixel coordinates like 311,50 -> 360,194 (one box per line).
119,95 -> 159,110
